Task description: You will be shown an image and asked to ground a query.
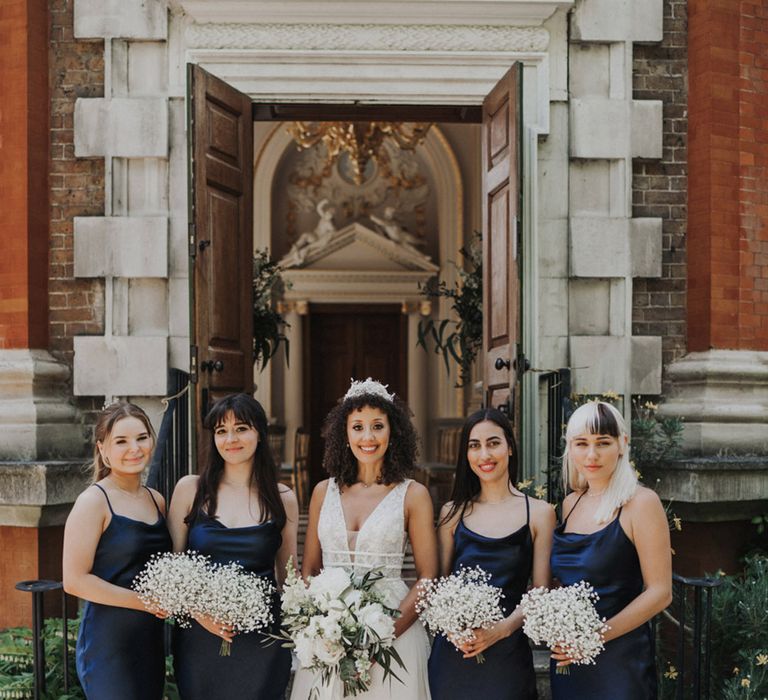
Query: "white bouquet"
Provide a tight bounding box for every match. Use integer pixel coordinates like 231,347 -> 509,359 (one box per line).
278,562 -> 405,697
519,580 -> 609,674
133,551 -> 275,656
132,551 -> 210,627
415,565 -> 505,663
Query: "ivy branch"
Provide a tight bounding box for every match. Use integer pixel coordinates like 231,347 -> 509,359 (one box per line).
417,233 -> 482,387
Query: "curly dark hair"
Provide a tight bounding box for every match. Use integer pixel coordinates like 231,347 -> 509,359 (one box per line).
322,392 -> 419,488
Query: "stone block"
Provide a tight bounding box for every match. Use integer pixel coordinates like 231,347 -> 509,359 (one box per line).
538,336 -> 568,372
569,43 -> 610,99
74,336 -> 168,396
74,216 -> 168,278
0,350 -> 87,461
539,278 -> 568,337
569,279 -> 610,335
168,98 -> 189,277
169,337 -> 190,371
128,279 -> 169,335
631,100 -> 663,158
544,9 -> 569,102
570,217 -> 629,277
168,277 -> 189,338
128,42 -> 168,95
571,0 -> 662,43
570,335 -> 627,394
571,99 -> 629,159
658,350 -> 768,455
75,98 -> 168,157
74,0 -> 167,40
630,218 -> 662,277
608,279 -> 626,335
630,336 -> 661,393
569,160 -> 612,216
538,219 -> 568,277
539,160 -> 569,219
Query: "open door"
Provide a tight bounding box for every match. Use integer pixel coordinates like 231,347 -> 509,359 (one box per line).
188,64 -> 254,465
482,64 -> 524,426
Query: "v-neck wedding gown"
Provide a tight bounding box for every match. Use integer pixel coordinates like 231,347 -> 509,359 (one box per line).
290,478 -> 432,700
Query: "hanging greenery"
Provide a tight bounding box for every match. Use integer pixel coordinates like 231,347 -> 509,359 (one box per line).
253,250 -> 290,370
417,233 -> 482,387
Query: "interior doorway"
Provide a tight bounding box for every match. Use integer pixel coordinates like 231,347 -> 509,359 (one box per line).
307,304 -> 407,485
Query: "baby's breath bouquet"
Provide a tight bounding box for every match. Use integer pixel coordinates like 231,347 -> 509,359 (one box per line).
520,580 -> 609,674
132,551 -> 210,627
133,551 -> 275,656
277,562 -> 405,697
415,565 -> 505,663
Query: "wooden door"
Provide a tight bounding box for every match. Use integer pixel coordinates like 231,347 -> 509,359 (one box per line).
188,64 -> 254,465
307,305 -> 407,485
482,64 -> 523,424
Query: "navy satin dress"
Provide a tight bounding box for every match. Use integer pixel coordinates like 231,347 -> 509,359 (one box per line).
76,484 -> 172,700
173,512 -> 291,700
428,495 -> 537,700
550,497 -> 657,699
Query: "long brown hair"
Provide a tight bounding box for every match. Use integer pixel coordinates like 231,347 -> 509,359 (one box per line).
185,394 -> 287,529
92,403 -> 156,482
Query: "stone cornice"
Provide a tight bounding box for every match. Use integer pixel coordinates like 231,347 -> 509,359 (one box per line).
185,22 -> 550,52
178,1 -> 573,27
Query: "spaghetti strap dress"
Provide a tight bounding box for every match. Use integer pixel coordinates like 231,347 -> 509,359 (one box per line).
549,495 -> 657,699
172,511 -> 291,700
75,484 -> 172,700
428,495 -> 537,700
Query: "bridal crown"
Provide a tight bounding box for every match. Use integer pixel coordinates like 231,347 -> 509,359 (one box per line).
343,377 -> 395,403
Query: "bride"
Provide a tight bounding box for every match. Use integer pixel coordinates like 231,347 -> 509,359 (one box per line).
291,378 -> 438,699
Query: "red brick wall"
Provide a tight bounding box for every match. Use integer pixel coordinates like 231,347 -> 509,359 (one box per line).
0,0 -> 49,349
632,0 -> 689,372
0,525 -> 66,628
49,0 -> 105,365
687,0 -> 768,351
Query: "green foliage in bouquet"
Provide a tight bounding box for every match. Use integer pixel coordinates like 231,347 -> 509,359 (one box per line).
0,616 -> 179,700
253,249 -> 290,370
417,233 -> 482,387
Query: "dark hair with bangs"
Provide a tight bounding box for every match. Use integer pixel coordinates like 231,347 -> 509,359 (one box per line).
185,393 -> 286,529
440,407 -> 519,525
322,392 -> 418,488
581,401 -> 621,438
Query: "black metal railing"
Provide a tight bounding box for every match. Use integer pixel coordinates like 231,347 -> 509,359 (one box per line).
540,368 -> 571,506
655,573 -> 723,700
147,368 -> 190,505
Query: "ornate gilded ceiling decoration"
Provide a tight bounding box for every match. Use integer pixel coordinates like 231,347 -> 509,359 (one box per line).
287,121 -> 432,186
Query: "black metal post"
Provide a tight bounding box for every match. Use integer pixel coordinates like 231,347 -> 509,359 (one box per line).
15,579 -> 64,700
675,578 -> 685,700
62,586 -> 69,692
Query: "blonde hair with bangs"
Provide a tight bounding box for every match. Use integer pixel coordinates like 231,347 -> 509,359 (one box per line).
562,401 -> 637,523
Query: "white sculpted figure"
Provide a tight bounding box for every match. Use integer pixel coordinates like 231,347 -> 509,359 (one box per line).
370,207 -> 425,254
283,199 -> 338,267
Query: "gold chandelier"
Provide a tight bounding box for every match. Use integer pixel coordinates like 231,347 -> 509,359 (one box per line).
287,121 -> 432,185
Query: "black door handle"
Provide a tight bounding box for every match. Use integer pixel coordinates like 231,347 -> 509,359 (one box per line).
495,357 -> 511,371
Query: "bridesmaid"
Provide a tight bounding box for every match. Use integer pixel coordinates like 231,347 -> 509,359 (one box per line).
168,393 -> 296,700
549,401 -> 672,699
63,402 -> 172,700
428,408 -> 555,700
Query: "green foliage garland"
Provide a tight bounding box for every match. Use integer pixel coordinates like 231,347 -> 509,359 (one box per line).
253,249 -> 290,370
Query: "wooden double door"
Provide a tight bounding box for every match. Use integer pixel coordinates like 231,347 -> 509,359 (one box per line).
306,305 -> 407,485
187,63 -> 523,463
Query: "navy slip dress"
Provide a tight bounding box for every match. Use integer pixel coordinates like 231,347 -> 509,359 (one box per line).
550,495 -> 657,699
76,484 -> 172,700
172,511 -> 291,700
428,495 -> 538,700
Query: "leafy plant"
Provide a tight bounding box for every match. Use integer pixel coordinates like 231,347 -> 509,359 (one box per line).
0,616 -> 179,700
417,233 -> 482,387
629,398 -> 684,471
253,249 -> 290,370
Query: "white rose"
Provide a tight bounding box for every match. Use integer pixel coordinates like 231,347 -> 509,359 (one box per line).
342,588 -> 362,608
319,611 -> 343,641
359,603 -> 395,643
314,638 -> 345,666
294,633 -> 316,668
308,568 -> 351,607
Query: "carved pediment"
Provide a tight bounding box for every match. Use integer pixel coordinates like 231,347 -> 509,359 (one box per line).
280,222 -> 439,273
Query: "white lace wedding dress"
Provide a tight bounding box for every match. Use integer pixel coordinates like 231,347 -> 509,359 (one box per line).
290,478 -> 432,700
